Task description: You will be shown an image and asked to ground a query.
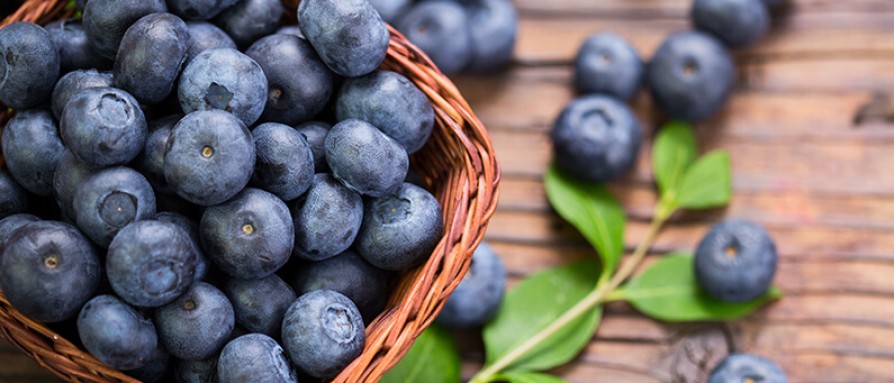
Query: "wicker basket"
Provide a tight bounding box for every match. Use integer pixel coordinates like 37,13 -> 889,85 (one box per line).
0,1 -> 501,382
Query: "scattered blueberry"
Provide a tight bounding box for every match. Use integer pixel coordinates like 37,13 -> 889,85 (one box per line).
114,12 -> 190,104
77,294 -> 159,370
336,70 -> 434,154
0,220 -> 100,323
82,0 -> 167,60
44,19 -> 111,73
156,211 -> 210,283
163,110 -> 256,206
295,121 -> 331,173
215,0 -> 284,48
1,108 -> 65,196
368,0 -> 411,24
551,94 -> 643,183
438,242 -> 505,328
52,149 -> 99,220
245,34 -> 334,125
60,86 -> 148,168
574,32 -> 644,101
281,290 -> 365,379
647,31 -> 735,122
185,21 -> 237,63
133,114 -> 182,194
464,0 -> 518,73
692,0 -> 770,49
222,274 -> 297,337
155,282 -> 235,360
178,48 -> 268,126
398,0 -> 472,74
291,174 -> 363,261
124,342 -> 171,383
217,334 -> 297,383
325,119 -> 409,197
106,220 -> 197,307
50,69 -> 113,120
695,220 -> 778,302
708,354 -> 787,383
168,0 -> 240,21
0,22 -> 60,109
251,122 -> 315,201
290,250 -> 390,321
356,182 -> 443,271
0,169 -> 28,219
298,0 -> 390,77
72,166 -> 156,247
200,188 -> 294,279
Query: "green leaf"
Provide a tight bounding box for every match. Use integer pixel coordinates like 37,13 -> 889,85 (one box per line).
544,164 -> 625,275
675,151 -> 732,209
483,259 -> 602,372
498,371 -> 570,383
653,122 -> 698,196
380,325 -> 461,383
618,253 -> 782,322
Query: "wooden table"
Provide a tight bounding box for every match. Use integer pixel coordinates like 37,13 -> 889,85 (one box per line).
3,0 -> 894,382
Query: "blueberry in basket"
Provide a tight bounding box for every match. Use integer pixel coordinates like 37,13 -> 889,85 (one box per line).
113,12 -> 190,104
217,333 -> 297,383
60,86 -> 148,168
50,69 -> 114,120
177,48 -> 268,126
0,22 -> 60,110
77,294 -> 159,371
397,0 -> 472,75
155,282 -> 235,360
72,166 -> 156,247
222,274 -> 297,337
250,122 -> 316,201
289,250 -> 391,321
291,173 -> 364,261
1,108 -> 65,196
298,0 -> 390,77
325,118 -> 409,197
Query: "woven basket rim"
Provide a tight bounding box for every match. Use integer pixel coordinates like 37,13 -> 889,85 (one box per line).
0,1 -> 501,382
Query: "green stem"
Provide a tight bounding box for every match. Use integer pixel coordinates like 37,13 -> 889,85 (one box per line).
469,205 -> 674,383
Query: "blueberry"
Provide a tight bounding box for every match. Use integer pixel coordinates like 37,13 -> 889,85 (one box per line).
185,21 -> 237,63
83,0 -> 167,60
295,121 -> 331,173
0,22 -> 60,109
0,169 -> 28,219
291,174 -> 363,261
692,0 -> 770,49
77,294 -> 158,370
708,354 -> 787,383
356,183 -> 443,271
200,188 -> 293,279
215,0 -> 284,48
133,114 -> 182,194
60,87 -> 148,168
52,149 -> 99,220
50,69 -> 113,120
574,32 -> 644,101
1,108 -> 65,196
298,0 -> 390,77
397,1 -> 472,74
106,220 -> 197,307
290,250 -> 390,321
168,0 -> 240,21
44,19 -> 111,73
156,211 -> 210,282
336,71 -> 434,154
175,356 -> 219,383
222,274 -> 296,336
178,48 -> 268,126
437,242 -> 505,328
368,0 -> 411,24
163,110 -> 256,206
551,94 -> 643,183
275,25 -> 304,39
464,0 -> 518,73
246,34 -> 335,125
0,220 -> 100,323
217,334 -> 297,383
251,123 -> 315,201
124,342 -> 171,383
155,282 -> 235,360
647,31 -> 735,122
695,220 -> 778,302
0,213 -> 39,253
325,119 -> 409,197
114,12 -> 190,104
281,290 -> 365,379
73,167 -> 156,247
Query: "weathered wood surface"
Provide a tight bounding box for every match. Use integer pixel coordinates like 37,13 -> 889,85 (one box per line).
3,0 -> 894,382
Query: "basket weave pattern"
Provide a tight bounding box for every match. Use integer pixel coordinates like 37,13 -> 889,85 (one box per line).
0,1 -> 501,382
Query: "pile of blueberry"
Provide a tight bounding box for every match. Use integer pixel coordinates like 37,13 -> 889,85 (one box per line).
366,0 -> 518,75
0,0 -> 448,382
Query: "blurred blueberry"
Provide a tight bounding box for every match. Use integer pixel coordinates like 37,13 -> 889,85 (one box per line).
2,108 -> 65,196
50,69 -> 113,120
44,19 -> 111,73
0,220 -> 100,323
185,21 -> 237,63
464,0 -> 518,73
156,282 -> 235,360
692,0 -> 770,49
114,12 -> 190,104
83,0 -> 167,60
106,220 -> 197,307
298,0 -> 390,77
77,294 -> 159,370
295,121 -> 331,173
0,169 -> 28,219
215,0 -> 284,48
336,70 -> 434,154
168,0 -> 240,20
60,87 -> 148,168
73,167 -> 156,247
397,1 -> 472,74
290,250 -> 390,321
251,122 -> 315,201
325,119 -> 409,197
52,149 -> 100,220
574,32 -> 643,101
178,48 -> 268,126
291,174 -> 363,261
368,0 -> 411,24
217,334 -> 297,383
156,211 -> 210,283
124,342 -> 171,383
437,242 -> 505,328
133,114 -> 182,194
551,94 -> 643,183
0,22 -> 60,109
708,354 -> 787,383
695,220 -> 778,302
246,34 -> 334,125
222,274 -> 296,337
281,290 -> 365,379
